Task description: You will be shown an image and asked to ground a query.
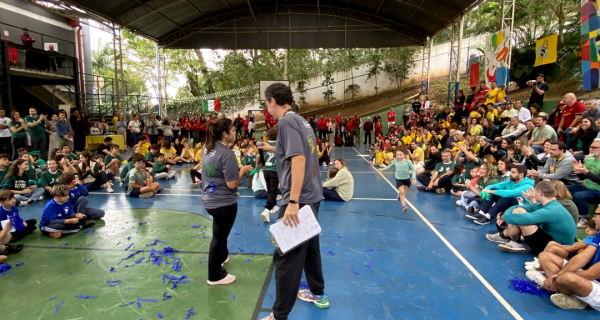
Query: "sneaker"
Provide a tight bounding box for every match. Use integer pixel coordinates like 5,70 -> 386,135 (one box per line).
525,258 -> 540,268
577,217 -> 589,229
499,240 -> 527,253
465,211 -> 482,220
100,184 -> 106,188
465,206 -> 475,212
525,271 -> 547,287
82,220 -> 96,229
270,205 -> 279,214
276,195 -> 282,201
165,177 -> 170,181
207,273 -> 236,286
550,293 -> 588,309
486,232 -> 510,244
525,265 -> 541,272
5,244 -> 24,254
260,313 -> 277,320
157,188 -> 163,194
190,183 -> 200,187
297,290 -> 330,309
435,188 -> 446,194
18,201 -> 28,207
139,192 -> 154,198
221,256 -> 229,267
107,186 -> 114,193
322,162 -> 327,167
455,200 -> 462,206
261,209 -> 271,223
417,185 -> 428,192
38,196 -> 44,201
474,215 -> 490,225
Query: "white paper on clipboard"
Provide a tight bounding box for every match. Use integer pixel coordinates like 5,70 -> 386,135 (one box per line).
269,205 -> 321,254
1,220 -> 15,232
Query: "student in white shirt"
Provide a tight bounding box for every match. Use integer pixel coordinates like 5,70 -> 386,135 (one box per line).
0,110 -> 11,157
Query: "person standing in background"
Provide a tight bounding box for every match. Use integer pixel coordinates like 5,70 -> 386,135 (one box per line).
363,117 -> 373,145
259,83 -> 327,320
115,115 -> 128,150
412,97 -> 421,114
527,73 -> 549,109
24,107 -> 47,160
8,111 -> 27,160
55,110 -> 71,149
387,107 -> 396,129
20,28 -> 35,47
0,110 -> 12,157
144,113 -> 160,145
112,111 -> 119,132
454,90 -> 466,124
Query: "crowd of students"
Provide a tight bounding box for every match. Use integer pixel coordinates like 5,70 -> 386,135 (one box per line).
363,84 -> 600,311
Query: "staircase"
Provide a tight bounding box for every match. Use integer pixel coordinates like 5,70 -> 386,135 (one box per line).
21,85 -> 75,110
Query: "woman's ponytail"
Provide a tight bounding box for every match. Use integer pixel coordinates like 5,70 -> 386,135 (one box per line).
205,118 -> 234,153
205,122 -> 216,153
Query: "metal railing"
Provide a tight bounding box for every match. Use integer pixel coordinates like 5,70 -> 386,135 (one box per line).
0,22 -> 76,57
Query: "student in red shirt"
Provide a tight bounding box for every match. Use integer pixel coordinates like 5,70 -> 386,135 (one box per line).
374,118 -> 383,138
387,107 -> 396,128
181,115 -> 192,140
191,118 -> 201,144
267,118 -> 277,129
561,92 -> 587,147
243,116 -> 250,135
316,115 -> 328,141
199,114 -> 208,140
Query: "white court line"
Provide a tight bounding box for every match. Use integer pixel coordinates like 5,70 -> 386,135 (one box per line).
91,192 -> 397,201
352,147 -> 524,320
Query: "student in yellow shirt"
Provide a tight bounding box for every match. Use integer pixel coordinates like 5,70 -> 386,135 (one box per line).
468,118 -> 483,136
409,127 -> 417,140
486,103 -> 499,124
401,130 -> 412,146
496,84 -> 507,104
180,142 -> 195,163
464,133 -> 480,155
194,146 -> 202,163
485,80 -> 499,105
136,137 -> 151,156
160,141 -> 182,165
410,141 -> 424,162
383,146 -> 394,166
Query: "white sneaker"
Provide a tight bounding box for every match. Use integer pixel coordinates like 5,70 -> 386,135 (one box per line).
276,195 -> 282,201
455,200 -> 462,206
525,265 -> 540,272
270,205 -> 279,214
221,256 -> 229,267
525,270 -> 547,287
577,217 -> 590,229
207,273 -> 236,286
322,162 -> 327,167
139,192 -> 153,198
524,258 -> 540,268
550,293 -> 588,309
107,186 -> 114,193
498,240 -> 527,253
18,201 -> 28,207
261,209 -> 271,223
38,196 -> 44,201
260,313 -> 277,320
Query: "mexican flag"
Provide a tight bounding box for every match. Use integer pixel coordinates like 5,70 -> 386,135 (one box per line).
202,99 -> 220,112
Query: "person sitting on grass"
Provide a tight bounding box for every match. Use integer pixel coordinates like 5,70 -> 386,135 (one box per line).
0,159 -> 45,206
417,150 -> 455,194
0,190 -> 37,241
41,159 -> 62,198
160,141 -> 182,165
379,147 -> 416,212
128,154 -> 161,198
59,172 -> 105,221
39,184 -> 95,239
103,144 -> 122,177
525,209 -> 600,311
497,182 -> 576,255
152,153 -> 177,180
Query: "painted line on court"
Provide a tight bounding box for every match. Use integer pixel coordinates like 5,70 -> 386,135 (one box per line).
352,147 -> 524,320
90,192 -> 397,201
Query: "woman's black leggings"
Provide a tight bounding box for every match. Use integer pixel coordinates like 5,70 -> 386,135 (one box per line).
84,171 -> 114,191
11,136 -> 27,160
205,203 -> 238,281
190,169 -> 202,183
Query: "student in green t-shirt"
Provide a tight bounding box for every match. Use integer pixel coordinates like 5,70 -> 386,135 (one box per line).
127,154 -> 160,198
450,164 -> 467,197
152,153 -> 176,180
41,159 -> 62,198
19,152 -> 38,182
417,150 -> 455,194
61,145 -> 80,166
241,145 -> 259,188
0,159 -> 45,206
260,130 -> 279,222
0,153 -> 9,182
144,144 -> 160,166
8,111 -> 27,161
24,107 -> 47,159
104,144 -> 123,176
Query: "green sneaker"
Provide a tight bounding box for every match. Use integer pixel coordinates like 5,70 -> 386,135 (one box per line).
297,289 -> 329,309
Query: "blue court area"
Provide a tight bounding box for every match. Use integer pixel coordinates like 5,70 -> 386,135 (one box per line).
13,145 -> 597,320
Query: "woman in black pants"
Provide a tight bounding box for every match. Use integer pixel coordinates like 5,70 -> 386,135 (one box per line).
8,111 -> 28,160
201,118 -> 253,286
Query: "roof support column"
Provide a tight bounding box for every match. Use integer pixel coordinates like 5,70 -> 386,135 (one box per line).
112,27 -> 120,115
447,14 -> 463,106
420,37 -> 431,95
501,0 -> 515,90
156,44 -> 162,116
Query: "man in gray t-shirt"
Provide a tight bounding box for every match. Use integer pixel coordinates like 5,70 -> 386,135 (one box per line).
200,141 -> 241,209
259,83 -> 327,320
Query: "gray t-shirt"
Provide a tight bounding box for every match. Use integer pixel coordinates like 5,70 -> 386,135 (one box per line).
128,168 -> 148,192
201,141 -> 240,209
275,111 -> 323,205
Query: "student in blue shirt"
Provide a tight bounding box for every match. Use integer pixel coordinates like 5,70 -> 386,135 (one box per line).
0,190 -> 37,241
0,190 -> 25,256
59,172 -> 105,220
39,184 -> 95,239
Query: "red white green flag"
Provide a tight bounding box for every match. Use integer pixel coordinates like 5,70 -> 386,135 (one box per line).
202,99 -> 220,112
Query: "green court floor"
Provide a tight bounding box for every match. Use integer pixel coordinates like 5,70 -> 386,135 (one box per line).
1,209 -> 272,320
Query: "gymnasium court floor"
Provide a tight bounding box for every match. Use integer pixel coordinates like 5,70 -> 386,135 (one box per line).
1,145 -> 596,320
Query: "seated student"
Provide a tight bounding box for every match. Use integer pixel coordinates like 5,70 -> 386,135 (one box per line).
369,145 -> 384,166
0,197 -> 24,258
344,131 -> 354,147
527,141 -> 580,185
152,153 -> 177,180
41,159 -> 62,198
0,153 -> 9,181
180,142 -> 195,163
0,190 -> 37,241
322,159 -> 354,201
194,141 -> 204,163
96,136 -> 113,156
417,150 -> 455,194
1,159 -> 44,206
103,144 -> 122,176
450,164 -> 467,197
383,146 -> 394,166
160,141 -> 182,165
39,184 -> 95,239
59,172 -> 105,220
61,145 -> 80,166
334,132 -> 344,147
136,137 -> 151,156
241,145 -> 258,188
49,148 -> 61,161
128,154 -> 161,198
78,152 -> 114,193
19,149 -> 40,181
144,144 -> 159,167
410,141 -> 424,162
470,165 -> 534,226
190,163 -> 202,188
55,155 -> 78,174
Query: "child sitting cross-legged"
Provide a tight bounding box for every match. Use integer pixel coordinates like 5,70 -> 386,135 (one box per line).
144,144 -> 160,166
41,158 -> 62,199
160,141 -> 182,165
0,159 -> 45,206
39,184 -> 95,239
103,144 -> 122,177
0,192 -> 25,258
450,164 -> 467,197
61,145 -> 80,166
152,153 -> 177,180
0,190 -> 37,241
59,172 -> 105,221
180,142 -> 195,163
128,154 -> 161,198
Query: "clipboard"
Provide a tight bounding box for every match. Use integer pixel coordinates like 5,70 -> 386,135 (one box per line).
269,205 -> 321,255
1,220 -> 15,232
